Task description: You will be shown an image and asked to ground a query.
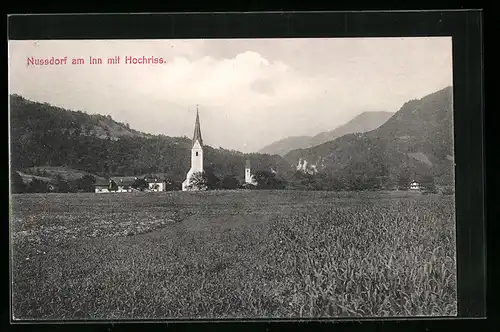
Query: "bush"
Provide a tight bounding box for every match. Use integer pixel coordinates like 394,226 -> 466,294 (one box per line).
187,172 -> 208,191
11,170 -> 27,193
441,187 -> 454,195
27,178 -> 49,193
240,182 -> 256,190
221,176 -> 240,190
75,174 -> 96,192
132,178 -> 148,191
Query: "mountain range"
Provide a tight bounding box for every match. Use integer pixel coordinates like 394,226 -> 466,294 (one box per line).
283,86 -> 455,186
9,85 -> 454,190
258,111 -> 394,156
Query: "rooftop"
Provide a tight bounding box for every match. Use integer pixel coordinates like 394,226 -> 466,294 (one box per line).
192,107 -> 203,147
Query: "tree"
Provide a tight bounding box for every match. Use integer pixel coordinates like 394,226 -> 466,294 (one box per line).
204,167 -> 221,190
241,182 -> 256,190
27,177 -> 49,193
287,171 -> 316,190
420,175 -> 438,194
55,174 -> 72,193
131,178 -> 148,191
11,170 -> 26,193
253,170 -> 286,190
187,171 -> 208,191
442,187 -> 454,195
397,170 -> 412,190
109,179 -> 118,192
221,176 -> 240,189
75,174 -> 96,192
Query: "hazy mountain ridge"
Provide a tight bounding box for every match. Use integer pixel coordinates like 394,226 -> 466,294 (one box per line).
259,111 -> 394,156
258,136 -> 313,156
283,86 -> 454,185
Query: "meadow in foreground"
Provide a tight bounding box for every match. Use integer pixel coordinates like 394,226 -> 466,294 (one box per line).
10,190 -> 456,319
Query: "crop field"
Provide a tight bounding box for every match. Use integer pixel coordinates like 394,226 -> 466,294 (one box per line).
10,190 -> 457,320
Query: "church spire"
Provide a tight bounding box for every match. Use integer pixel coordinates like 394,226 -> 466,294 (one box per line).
192,105 -> 203,147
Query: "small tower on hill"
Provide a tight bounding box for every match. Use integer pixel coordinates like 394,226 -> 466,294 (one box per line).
245,159 -> 257,185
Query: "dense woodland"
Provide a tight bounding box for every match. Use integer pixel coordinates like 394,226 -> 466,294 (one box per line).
9,89 -> 454,194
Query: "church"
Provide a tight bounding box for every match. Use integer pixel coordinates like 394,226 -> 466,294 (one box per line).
182,107 -> 258,191
182,107 -> 204,191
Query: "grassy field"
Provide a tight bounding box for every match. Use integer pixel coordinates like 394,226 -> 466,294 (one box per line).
10,190 -> 457,320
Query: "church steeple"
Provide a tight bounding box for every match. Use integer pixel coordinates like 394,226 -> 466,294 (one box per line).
182,105 -> 204,191
192,105 -> 203,147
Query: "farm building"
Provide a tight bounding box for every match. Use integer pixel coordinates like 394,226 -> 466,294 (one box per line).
94,176 -> 170,193
110,177 -> 135,192
144,176 -> 167,192
409,180 -> 421,190
94,178 -> 134,193
94,179 -> 111,193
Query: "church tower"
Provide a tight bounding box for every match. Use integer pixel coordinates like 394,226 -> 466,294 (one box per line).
245,159 -> 257,185
182,106 -> 204,191
245,160 -> 252,184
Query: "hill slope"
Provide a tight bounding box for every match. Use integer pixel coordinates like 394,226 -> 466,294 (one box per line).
259,111 -> 394,156
9,95 -> 291,185
283,86 -> 455,186
258,136 -> 313,156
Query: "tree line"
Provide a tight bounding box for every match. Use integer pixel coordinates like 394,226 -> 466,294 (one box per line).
178,169 -> 441,193
11,167 -> 444,194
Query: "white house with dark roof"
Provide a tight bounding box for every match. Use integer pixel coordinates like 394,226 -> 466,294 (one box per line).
94,177 -> 134,193
144,176 -> 167,192
111,177 -> 135,192
409,180 -> 421,191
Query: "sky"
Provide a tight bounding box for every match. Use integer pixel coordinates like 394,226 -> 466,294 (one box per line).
8,38 -> 453,153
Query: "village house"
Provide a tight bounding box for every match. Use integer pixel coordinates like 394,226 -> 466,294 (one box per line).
144,176 -> 167,192
94,178 -> 111,193
409,180 -> 421,191
94,176 -> 170,193
94,177 -> 134,193
111,177 -> 135,192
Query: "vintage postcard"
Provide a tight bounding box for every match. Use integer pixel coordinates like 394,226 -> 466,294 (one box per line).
9,37 -> 456,320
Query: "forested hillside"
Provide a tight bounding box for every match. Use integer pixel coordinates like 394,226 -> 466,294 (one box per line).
9,95 -> 291,189
283,86 -> 455,189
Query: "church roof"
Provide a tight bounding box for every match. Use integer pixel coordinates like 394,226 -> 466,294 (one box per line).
192,107 -> 203,147
246,159 -> 251,168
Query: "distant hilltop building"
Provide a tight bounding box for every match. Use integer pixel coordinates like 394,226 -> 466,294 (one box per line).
182,106 -> 204,191
245,160 -> 257,185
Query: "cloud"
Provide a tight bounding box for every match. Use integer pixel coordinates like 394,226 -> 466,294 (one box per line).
8,38 -> 452,152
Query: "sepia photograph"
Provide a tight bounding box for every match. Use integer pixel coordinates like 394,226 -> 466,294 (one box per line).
9,37 -> 456,320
